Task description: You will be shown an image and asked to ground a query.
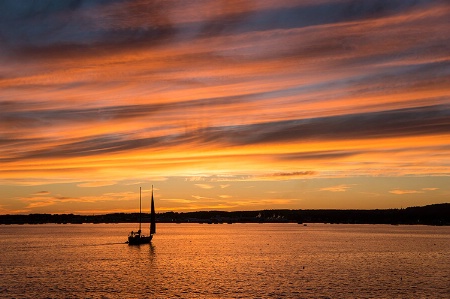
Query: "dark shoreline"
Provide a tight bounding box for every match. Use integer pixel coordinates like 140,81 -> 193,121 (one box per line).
1,203 -> 448,226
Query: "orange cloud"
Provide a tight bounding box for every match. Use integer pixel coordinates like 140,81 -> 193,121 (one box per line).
77,181 -> 117,188
390,187 -> 440,195
194,184 -> 215,189
389,189 -> 424,195
320,184 -> 354,192
422,188 -> 439,191
32,191 -> 51,196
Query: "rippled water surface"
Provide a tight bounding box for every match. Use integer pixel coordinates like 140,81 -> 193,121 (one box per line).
1,223 -> 449,298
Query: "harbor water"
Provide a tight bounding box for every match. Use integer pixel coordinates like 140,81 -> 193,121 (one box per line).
1,223 -> 449,298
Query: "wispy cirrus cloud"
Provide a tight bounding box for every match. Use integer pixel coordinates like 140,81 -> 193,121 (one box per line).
422,187 -> 439,191
19,195 -> 84,210
194,184 -> 215,189
389,189 -> 424,195
390,187 -> 440,195
15,191 -> 141,213
320,184 -> 355,192
32,191 -> 50,196
77,181 -> 117,188
191,195 -> 214,200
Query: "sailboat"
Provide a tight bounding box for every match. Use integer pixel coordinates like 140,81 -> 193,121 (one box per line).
127,186 -> 156,245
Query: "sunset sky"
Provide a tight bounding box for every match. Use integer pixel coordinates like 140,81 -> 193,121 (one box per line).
1,0 -> 449,214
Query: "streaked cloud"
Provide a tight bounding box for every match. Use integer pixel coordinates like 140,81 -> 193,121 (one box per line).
194,184 -> 215,189
77,181 -> 117,188
389,189 -> 424,195
191,195 -> 214,200
0,0 -> 449,213
390,187 -> 440,194
269,171 -> 317,178
320,184 -> 354,192
32,191 -> 51,196
19,195 -> 86,210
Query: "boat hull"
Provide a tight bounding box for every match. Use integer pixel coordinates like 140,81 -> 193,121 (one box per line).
128,234 -> 153,245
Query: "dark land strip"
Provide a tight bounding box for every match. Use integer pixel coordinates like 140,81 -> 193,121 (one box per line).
1,203 -> 449,226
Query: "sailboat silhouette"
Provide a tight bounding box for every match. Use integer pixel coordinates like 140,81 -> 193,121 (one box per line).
127,186 -> 156,245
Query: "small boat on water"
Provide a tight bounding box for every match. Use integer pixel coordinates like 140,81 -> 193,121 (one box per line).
127,186 -> 156,245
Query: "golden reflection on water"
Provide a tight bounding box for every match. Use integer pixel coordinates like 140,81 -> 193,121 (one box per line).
1,223 -> 449,298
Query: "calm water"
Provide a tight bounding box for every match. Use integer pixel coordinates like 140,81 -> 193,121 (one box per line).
0,223 -> 449,298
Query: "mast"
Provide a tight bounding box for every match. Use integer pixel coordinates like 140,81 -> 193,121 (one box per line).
139,187 -> 142,233
150,185 -> 156,234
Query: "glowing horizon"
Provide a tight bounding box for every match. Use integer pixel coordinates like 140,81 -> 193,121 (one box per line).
1,0 -> 449,214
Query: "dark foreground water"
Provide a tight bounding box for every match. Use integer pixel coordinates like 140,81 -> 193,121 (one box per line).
1,223 -> 449,298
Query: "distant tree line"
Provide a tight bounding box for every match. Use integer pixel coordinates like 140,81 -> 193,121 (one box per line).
0,203 -> 449,226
